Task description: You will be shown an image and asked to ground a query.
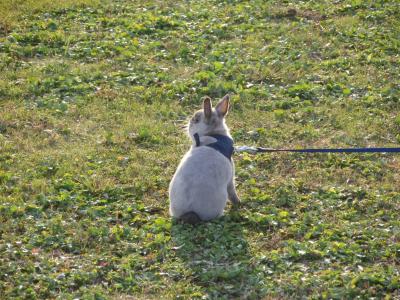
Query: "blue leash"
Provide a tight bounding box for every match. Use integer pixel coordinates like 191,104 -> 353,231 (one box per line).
235,146 -> 400,154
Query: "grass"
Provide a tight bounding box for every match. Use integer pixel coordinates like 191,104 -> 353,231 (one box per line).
0,0 -> 100,35
0,0 -> 399,298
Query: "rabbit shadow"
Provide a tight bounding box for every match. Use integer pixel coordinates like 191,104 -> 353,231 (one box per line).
170,209 -> 265,299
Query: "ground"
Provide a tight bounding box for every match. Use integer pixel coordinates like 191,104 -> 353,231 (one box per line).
0,0 -> 399,299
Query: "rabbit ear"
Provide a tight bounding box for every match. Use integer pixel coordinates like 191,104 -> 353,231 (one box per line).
215,94 -> 230,117
203,96 -> 212,119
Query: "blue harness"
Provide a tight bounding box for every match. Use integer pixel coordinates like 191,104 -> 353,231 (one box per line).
193,133 -> 234,160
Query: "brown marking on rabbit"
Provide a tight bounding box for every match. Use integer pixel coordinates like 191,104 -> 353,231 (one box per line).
169,95 -> 240,224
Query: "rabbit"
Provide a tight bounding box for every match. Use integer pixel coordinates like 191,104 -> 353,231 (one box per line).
169,94 -> 240,224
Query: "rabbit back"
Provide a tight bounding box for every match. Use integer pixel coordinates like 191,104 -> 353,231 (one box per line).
169,146 -> 233,221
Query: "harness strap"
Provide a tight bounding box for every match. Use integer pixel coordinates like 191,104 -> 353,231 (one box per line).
193,133 -> 201,147
193,133 -> 234,160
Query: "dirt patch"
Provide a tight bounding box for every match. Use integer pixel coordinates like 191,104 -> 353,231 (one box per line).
299,9 -> 328,21
273,8 -> 328,22
0,22 -> 11,36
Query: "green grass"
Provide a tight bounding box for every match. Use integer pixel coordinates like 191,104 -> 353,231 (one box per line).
1,0 -> 399,298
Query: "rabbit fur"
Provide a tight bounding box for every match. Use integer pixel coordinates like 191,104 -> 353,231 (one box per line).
169,95 -> 240,224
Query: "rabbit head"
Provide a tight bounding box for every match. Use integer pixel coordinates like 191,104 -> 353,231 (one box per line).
187,94 -> 231,142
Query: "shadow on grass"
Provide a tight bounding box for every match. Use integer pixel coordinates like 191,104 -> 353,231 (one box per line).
170,210 -> 266,299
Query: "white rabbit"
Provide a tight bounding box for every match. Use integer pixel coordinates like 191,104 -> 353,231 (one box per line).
169,94 -> 240,224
